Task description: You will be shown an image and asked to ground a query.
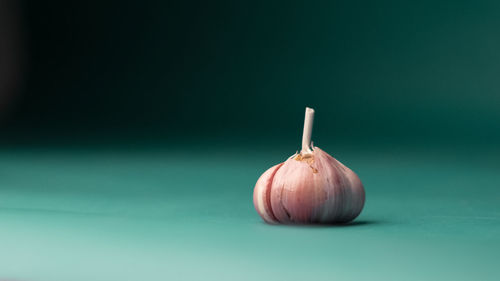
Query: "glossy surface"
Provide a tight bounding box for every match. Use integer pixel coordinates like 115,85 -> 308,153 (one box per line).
0,144 -> 499,281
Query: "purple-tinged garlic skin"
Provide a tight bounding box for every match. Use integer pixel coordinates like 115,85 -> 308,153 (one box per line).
253,147 -> 365,224
253,163 -> 282,224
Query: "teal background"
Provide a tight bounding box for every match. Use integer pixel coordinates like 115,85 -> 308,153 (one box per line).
0,1 -> 499,280
4,0 -> 500,143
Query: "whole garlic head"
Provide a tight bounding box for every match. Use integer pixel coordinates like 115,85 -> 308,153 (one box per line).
253,108 -> 365,224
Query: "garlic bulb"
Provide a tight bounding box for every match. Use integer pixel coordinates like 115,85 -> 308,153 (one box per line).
253,107 -> 365,224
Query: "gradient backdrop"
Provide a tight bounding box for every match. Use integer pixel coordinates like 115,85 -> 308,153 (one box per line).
0,1 -> 499,280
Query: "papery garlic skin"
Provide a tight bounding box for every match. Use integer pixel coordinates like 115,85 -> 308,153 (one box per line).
253,163 -> 282,224
253,147 -> 365,224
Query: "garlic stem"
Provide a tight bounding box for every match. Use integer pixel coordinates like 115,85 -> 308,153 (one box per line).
301,107 -> 315,154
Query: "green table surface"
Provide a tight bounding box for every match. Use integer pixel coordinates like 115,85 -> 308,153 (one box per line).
0,143 -> 499,281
